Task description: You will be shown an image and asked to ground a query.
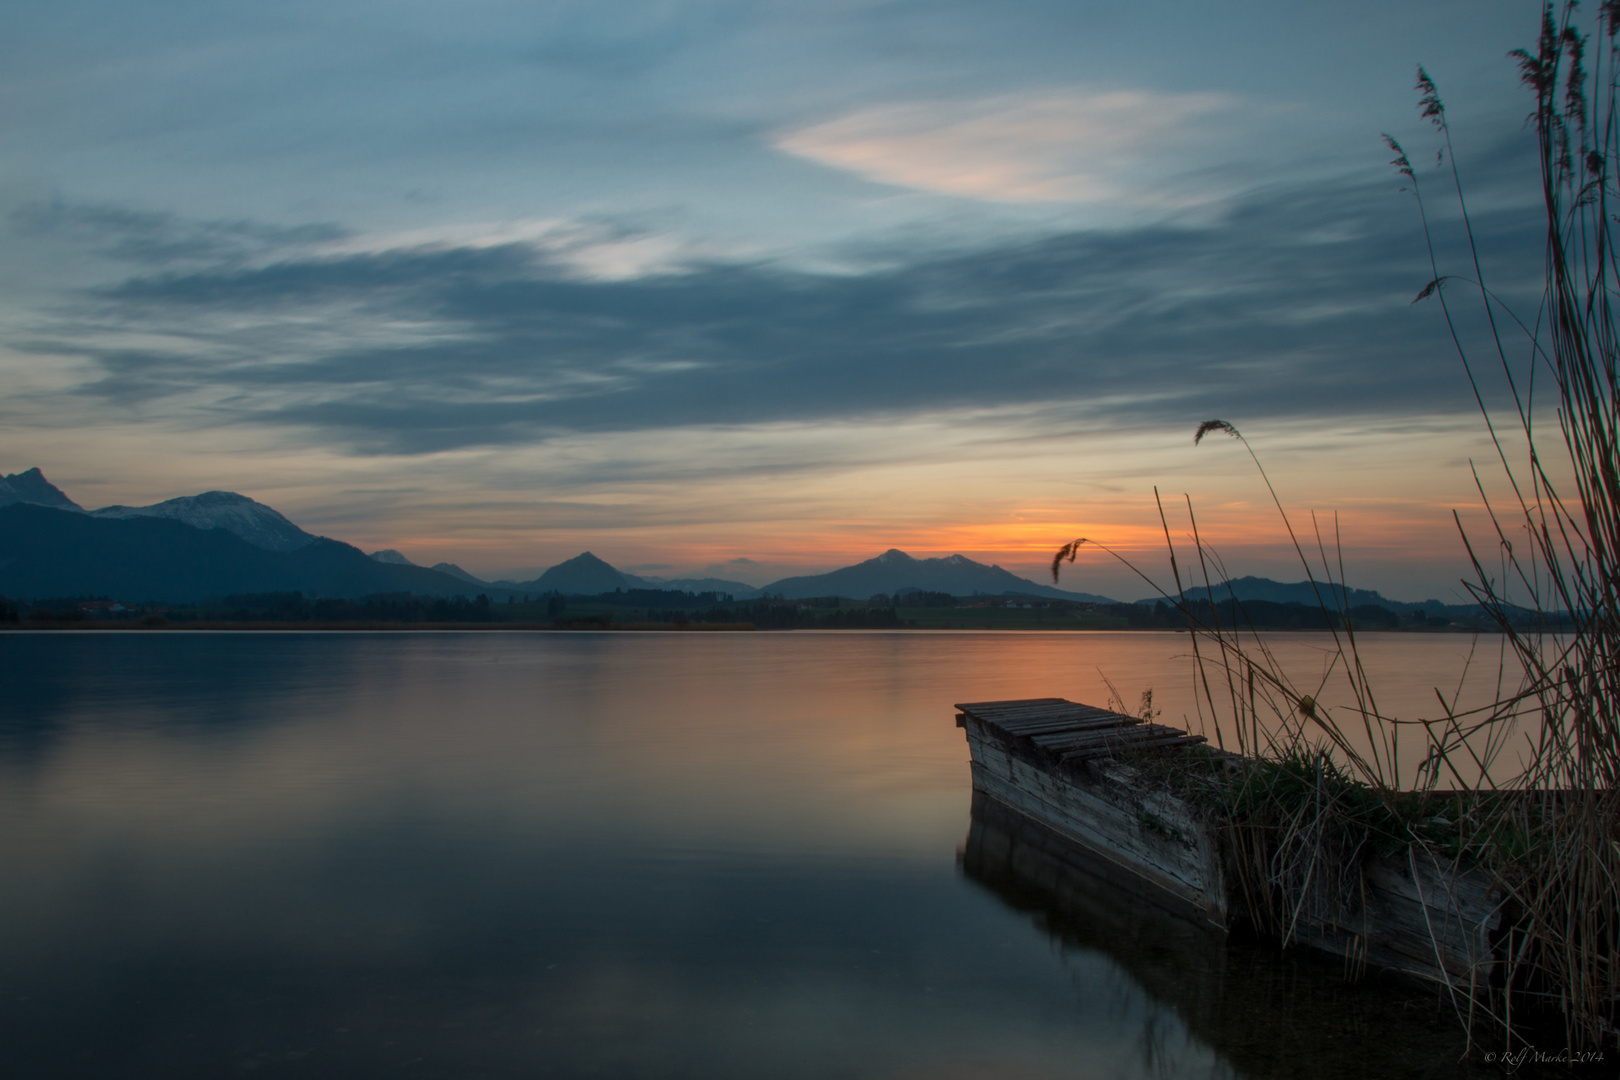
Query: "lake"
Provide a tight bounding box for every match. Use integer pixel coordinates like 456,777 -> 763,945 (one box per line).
0,630 -> 1521,1078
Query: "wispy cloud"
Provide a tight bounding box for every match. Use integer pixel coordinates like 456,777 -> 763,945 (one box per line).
5,143 -> 1541,462
313,218 -> 699,282
775,89 -> 1239,206
9,201 -> 347,267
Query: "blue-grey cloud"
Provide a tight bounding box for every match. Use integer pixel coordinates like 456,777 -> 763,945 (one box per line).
10,202 -> 347,267
15,142 -> 1544,457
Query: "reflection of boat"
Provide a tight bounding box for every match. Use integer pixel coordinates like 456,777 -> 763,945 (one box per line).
960,788 -> 1226,1010
957,698 -> 1502,990
960,789 -> 1495,1080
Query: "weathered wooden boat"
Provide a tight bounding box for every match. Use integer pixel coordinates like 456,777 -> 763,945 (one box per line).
956,697 -> 1504,991
956,697 -> 1224,925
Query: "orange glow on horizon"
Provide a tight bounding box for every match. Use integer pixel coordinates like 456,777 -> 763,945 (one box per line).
369,488 -> 1482,599
23,405 -> 1505,599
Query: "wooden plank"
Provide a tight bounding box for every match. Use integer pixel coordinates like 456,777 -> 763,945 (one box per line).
979,709 -> 1113,731
1056,745 -> 1114,762
992,714 -> 1100,732
958,700 -> 1119,724
1045,727 -> 1202,752
1001,718 -> 1138,739
962,697 -> 1203,761
955,698 -> 1065,714
1056,732 -> 1206,762
1033,729 -> 1137,752
1020,716 -> 1141,738
996,706 -> 1131,726
1034,720 -> 1177,744
1037,738 -> 1117,757
1107,728 -> 1204,747
979,709 -> 1136,735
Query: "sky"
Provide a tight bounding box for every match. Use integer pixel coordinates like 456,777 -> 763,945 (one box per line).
0,0 -> 1561,600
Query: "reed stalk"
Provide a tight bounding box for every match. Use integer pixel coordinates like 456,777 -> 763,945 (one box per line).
1051,1 -> 1620,1051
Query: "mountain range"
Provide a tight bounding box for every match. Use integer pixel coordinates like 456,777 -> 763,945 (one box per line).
0,502 -> 484,602
0,466 -> 1457,613
1147,576 -> 1463,616
761,549 -> 1113,603
0,469 -> 477,601
375,547 -> 1115,602
366,548 -> 765,597
92,490 -> 317,553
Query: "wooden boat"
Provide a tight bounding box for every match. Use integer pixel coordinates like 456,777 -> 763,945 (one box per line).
956,697 -> 1503,989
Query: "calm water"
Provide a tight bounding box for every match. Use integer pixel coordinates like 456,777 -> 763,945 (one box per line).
0,631 -> 1523,1078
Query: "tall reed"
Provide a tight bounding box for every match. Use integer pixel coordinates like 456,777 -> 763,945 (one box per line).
1051,1 -> 1620,1050
1428,1 -> 1620,1048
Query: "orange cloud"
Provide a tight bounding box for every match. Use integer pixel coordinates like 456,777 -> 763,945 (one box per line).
775,88 -> 1236,206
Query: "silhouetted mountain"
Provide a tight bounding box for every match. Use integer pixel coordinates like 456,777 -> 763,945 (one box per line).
92,491 -> 318,552
630,574 -> 761,598
1143,576 -> 1467,615
485,567 -> 549,585
760,549 -> 1116,602
492,555 -> 755,597
514,552 -> 635,595
0,468 -> 324,554
0,504 -> 485,601
431,562 -> 488,586
367,553 -> 492,587
0,468 -> 82,512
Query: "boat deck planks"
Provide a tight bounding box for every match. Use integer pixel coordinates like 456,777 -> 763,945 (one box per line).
956,698 -> 1206,760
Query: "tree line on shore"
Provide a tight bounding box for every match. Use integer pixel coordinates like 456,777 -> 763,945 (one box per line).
0,587 -> 1511,631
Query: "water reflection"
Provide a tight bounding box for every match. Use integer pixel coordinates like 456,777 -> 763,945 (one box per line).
960,792 -> 1509,1079
0,632 -> 1533,1078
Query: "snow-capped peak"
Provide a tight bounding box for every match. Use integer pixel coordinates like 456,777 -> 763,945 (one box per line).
91,491 -> 318,553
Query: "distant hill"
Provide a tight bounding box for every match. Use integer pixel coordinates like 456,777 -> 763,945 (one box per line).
760,549 -> 1116,602
513,552 -> 637,595
369,551 -> 491,588
1142,576 -> 1474,617
486,567 -> 551,585
630,575 -> 761,598
498,554 -> 758,598
0,503 -> 486,601
432,562 -> 488,586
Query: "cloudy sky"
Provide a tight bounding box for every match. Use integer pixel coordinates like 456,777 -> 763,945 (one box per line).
0,0 -> 1553,598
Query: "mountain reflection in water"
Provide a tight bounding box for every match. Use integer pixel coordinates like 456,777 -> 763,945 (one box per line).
0,632 -> 1531,1078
